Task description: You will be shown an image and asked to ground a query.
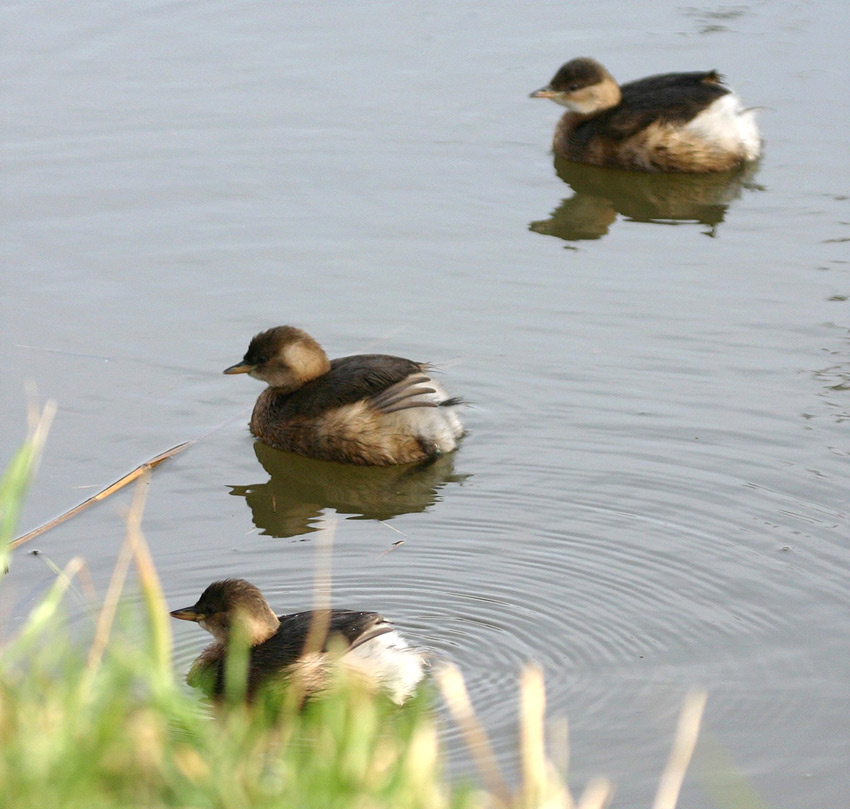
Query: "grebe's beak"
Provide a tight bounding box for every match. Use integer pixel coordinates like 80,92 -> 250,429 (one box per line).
170,606 -> 203,622
529,86 -> 557,99
223,362 -> 254,375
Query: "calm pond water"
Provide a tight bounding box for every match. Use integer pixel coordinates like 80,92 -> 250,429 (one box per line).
3,1 -> 849,806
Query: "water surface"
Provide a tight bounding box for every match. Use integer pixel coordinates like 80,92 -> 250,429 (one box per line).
3,2 -> 849,807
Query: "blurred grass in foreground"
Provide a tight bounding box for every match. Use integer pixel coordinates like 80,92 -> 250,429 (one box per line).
1,408 -> 707,809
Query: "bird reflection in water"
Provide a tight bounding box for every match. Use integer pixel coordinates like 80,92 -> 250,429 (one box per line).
529,158 -> 762,242
228,440 -> 468,539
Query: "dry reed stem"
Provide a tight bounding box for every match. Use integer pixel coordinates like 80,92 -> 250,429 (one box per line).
435,662 -> 512,808
575,778 -> 613,809
83,532 -> 137,677
548,718 -> 573,809
519,665 -> 548,808
519,665 -> 612,809
11,440 -> 191,547
25,394 -> 57,475
651,691 -> 707,809
303,514 -> 335,656
280,514 -> 336,703
125,475 -> 173,684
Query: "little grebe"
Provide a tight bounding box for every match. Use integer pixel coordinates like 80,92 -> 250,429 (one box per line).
531,57 -> 761,173
224,326 -> 464,466
171,578 -> 426,703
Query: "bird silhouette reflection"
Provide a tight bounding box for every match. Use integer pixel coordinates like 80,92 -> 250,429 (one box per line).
529,158 -> 761,241
228,440 -> 468,538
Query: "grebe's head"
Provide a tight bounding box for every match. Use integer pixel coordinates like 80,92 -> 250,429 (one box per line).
170,579 -> 280,645
224,325 -> 331,390
530,57 -> 621,115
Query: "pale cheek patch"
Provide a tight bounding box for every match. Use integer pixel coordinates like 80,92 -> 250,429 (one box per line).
560,89 -> 597,114
560,80 -> 620,114
283,342 -> 328,381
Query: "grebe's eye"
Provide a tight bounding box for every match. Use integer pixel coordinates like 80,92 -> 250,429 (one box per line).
569,83 -> 580,91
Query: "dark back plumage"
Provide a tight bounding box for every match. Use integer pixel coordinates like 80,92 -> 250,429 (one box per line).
209,608 -> 391,698
270,354 -> 426,420
572,71 -> 729,147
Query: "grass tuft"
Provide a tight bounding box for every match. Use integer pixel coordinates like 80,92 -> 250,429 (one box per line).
0,399 -> 55,571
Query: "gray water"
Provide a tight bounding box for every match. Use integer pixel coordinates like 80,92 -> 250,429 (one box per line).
3,2 -> 849,807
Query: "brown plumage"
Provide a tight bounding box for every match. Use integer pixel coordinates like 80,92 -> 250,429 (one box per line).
170,579 -> 426,703
224,326 -> 464,466
531,57 -> 761,173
